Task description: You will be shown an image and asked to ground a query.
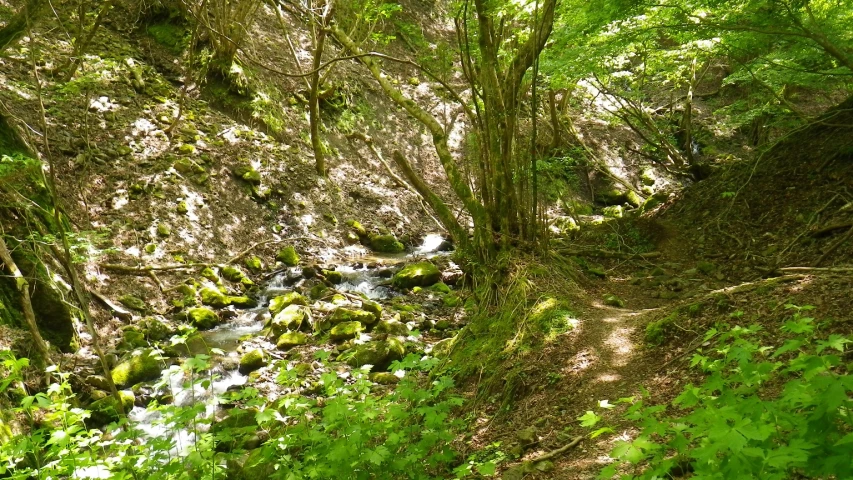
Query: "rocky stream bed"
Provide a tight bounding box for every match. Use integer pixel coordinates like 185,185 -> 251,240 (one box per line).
81,234 -> 464,457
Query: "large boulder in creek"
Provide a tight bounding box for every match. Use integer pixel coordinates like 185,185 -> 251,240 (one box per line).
111,349 -> 162,388
373,320 -> 409,337
238,349 -> 267,374
269,305 -> 307,335
269,292 -> 308,315
187,307 -> 220,329
338,338 -> 405,371
368,233 -> 405,253
392,262 -> 441,289
200,287 -> 231,308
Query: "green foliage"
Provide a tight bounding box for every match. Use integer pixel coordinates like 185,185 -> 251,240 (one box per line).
596,306 -> 853,479
644,313 -> 676,345
147,23 -> 188,53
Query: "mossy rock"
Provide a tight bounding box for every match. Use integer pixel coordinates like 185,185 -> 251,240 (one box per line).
361,299 -> 382,320
309,284 -> 329,300
88,390 -> 135,427
276,331 -> 308,350
429,282 -> 451,294
640,170 -> 656,186
431,336 -> 456,358
238,349 -> 267,374
139,317 -> 174,341
111,349 -> 161,388
595,189 -> 642,208
369,233 -> 405,253
176,201 -> 189,214
201,267 -> 219,282
245,256 -> 263,272
269,292 -> 308,315
221,265 -> 245,282
344,231 -> 360,244
434,319 -> 451,330
174,158 -> 204,175
392,262 -> 441,289
157,223 -> 171,237
604,294 -> 625,308
119,294 -> 147,312
121,328 -> 147,349
276,246 -> 300,266
338,338 -> 405,370
322,269 -> 343,284
228,296 -> 257,308
443,294 -> 461,308
232,165 -> 261,184
603,205 -> 623,218
269,305 -> 306,335
187,307 -> 220,329
330,321 -> 363,341
374,320 -> 409,336
200,287 -> 230,308
369,372 -> 399,385
639,191 -> 669,214
322,307 -> 377,331
346,219 -> 367,237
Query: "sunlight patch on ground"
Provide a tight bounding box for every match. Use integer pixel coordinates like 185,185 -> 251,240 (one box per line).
596,373 -> 621,383
604,327 -> 636,366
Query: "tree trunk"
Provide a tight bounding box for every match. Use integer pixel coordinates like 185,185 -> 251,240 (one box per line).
0,231 -> 52,364
0,0 -> 44,54
309,1 -> 333,176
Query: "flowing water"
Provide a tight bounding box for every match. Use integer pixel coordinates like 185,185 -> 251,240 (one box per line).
125,233 -> 451,452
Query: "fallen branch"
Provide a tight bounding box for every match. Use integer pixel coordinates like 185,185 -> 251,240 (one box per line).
88,289 -> 132,321
815,225 -> 853,266
100,263 -> 206,274
557,248 -> 661,259
530,436 -> 583,463
780,266 -> 853,273
810,222 -> 853,237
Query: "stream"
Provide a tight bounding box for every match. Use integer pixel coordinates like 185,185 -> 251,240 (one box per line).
125,234 -> 452,454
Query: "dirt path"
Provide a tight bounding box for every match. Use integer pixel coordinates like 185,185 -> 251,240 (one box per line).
495,275 -> 674,479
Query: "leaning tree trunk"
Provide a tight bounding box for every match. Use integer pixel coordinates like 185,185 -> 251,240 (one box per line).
0,231 -> 52,363
0,0 -> 45,54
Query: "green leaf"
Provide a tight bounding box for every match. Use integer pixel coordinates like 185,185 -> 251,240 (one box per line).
578,410 -> 601,427
476,461 -> 497,476
590,427 -> 614,438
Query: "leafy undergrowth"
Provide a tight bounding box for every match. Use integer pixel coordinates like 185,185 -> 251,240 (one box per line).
584,305 -> 853,479
0,351 -> 466,479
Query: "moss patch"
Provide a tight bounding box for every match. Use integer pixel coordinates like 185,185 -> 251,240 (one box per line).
111,349 -> 161,388
276,246 -> 300,266
392,262 -> 441,289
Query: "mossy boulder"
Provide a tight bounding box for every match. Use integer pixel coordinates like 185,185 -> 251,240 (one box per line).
346,219 -> 367,237
119,294 -> 147,312
269,292 -> 308,315
339,338 -> 405,370
431,336 -> 456,358
245,256 -> 263,272
429,282 -> 451,294
392,262 -> 441,289
238,349 -> 267,374
228,296 -> 257,308
330,321 -> 363,341
322,269 -> 343,284
200,287 -> 230,308
604,294 -> 625,308
157,223 -> 171,237
276,331 -> 308,350
369,234 -> 405,253
201,267 -> 219,282
269,305 -> 306,335
276,246 -> 300,266
139,317 -> 174,341
322,307 -> 377,331
595,189 -> 642,208
373,320 -> 409,336
221,265 -> 246,282
361,299 -> 382,320
187,307 -> 220,329
232,164 -> 261,184
639,191 -> 669,214
88,390 -> 135,427
111,349 -> 161,388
